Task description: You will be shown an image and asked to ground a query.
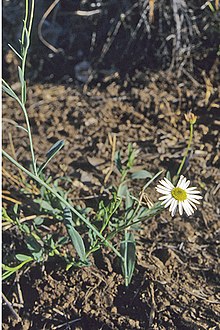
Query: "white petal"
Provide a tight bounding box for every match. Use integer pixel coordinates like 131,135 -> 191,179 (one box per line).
177,175 -> 184,187
182,202 -> 191,216
178,201 -> 183,216
159,194 -> 172,201
185,180 -> 191,189
180,179 -> 191,190
163,197 -> 174,208
187,194 -> 202,200
187,198 -> 200,205
178,176 -> 187,189
187,202 -> 194,215
156,187 -> 171,194
188,200 -> 197,209
156,183 -> 171,191
157,181 -> 173,190
163,178 -> 174,189
182,200 -> 194,216
171,201 -> 177,217
169,198 -> 177,212
186,187 -> 201,193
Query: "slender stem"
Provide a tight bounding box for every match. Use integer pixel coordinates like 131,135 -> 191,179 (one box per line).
2,150 -> 124,261
106,203 -> 163,241
87,198 -> 121,257
176,123 -> 194,178
21,0 -> 35,84
28,0 -> 35,36
17,99 -> 38,176
21,0 -> 29,46
2,80 -> 37,175
19,0 -> 37,175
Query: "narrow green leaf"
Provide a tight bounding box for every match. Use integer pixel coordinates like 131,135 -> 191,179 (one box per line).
2,208 -> 14,223
57,236 -> 69,246
2,84 -> 17,99
115,150 -> 123,173
2,258 -> 33,280
33,217 -> 44,226
38,140 -> 65,175
143,170 -> 164,190
125,189 -> 133,210
2,271 -> 14,280
18,66 -> 24,87
131,170 -> 153,180
120,232 -> 136,286
15,254 -> 32,261
46,140 -> 65,159
8,43 -> 23,60
117,183 -> 128,198
16,125 -> 28,133
23,25 -> 30,48
22,224 -> 30,234
22,80 -> 27,103
2,264 -> 13,271
34,199 -> 55,212
166,171 -> 171,181
63,208 -> 86,262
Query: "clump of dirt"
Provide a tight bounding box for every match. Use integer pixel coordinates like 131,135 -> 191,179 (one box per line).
2,66 -> 220,329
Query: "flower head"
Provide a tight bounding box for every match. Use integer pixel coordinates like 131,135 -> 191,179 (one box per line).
184,112 -> 197,125
156,175 -> 202,217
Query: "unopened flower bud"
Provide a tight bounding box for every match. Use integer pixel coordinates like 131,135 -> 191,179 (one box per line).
184,112 -> 197,125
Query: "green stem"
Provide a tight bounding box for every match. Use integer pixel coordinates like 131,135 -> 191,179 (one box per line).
18,100 -> 37,176
20,0 -> 37,175
28,0 -> 35,37
87,198 -> 121,257
2,150 -> 124,261
106,203 -> 163,241
21,0 -> 29,47
2,79 -> 37,175
21,0 -> 35,86
176,123 -> 194,179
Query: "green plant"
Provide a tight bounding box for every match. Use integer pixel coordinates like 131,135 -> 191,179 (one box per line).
2,0 -> 202,286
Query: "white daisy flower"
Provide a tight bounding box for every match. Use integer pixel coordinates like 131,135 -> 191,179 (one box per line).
156,175 -> 202,217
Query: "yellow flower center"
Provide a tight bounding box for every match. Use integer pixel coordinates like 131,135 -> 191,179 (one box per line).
171,187 -> 187,201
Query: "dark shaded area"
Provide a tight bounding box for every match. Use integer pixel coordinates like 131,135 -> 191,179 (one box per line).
3,0 -> 220,83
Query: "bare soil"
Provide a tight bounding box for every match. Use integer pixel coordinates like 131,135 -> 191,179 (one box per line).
2,65 -> 220,329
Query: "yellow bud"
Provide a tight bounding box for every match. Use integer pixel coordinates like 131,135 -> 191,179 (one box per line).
184,112 -> 197,125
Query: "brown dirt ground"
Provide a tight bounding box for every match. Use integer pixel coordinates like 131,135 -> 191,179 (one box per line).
2,64 -> 220,329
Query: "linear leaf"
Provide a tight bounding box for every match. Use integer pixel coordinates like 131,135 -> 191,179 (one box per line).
18,66 -> 24,87
117,182 -> 128,198
120,232 -> 136,286
63,208 -> 86,262
2,258 -> 33,280
46,140 -> 65,159
143,169 -> 164,190
125,189 -> 133,210
115,150 -> 123,173
2,84 -> 17,99
16,125 -> 28,133
34,199 -> 55,212
8,43 -> 23,60
131,170 -> 153,180
38,140 -> 65,174
15,254 -> 32,261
